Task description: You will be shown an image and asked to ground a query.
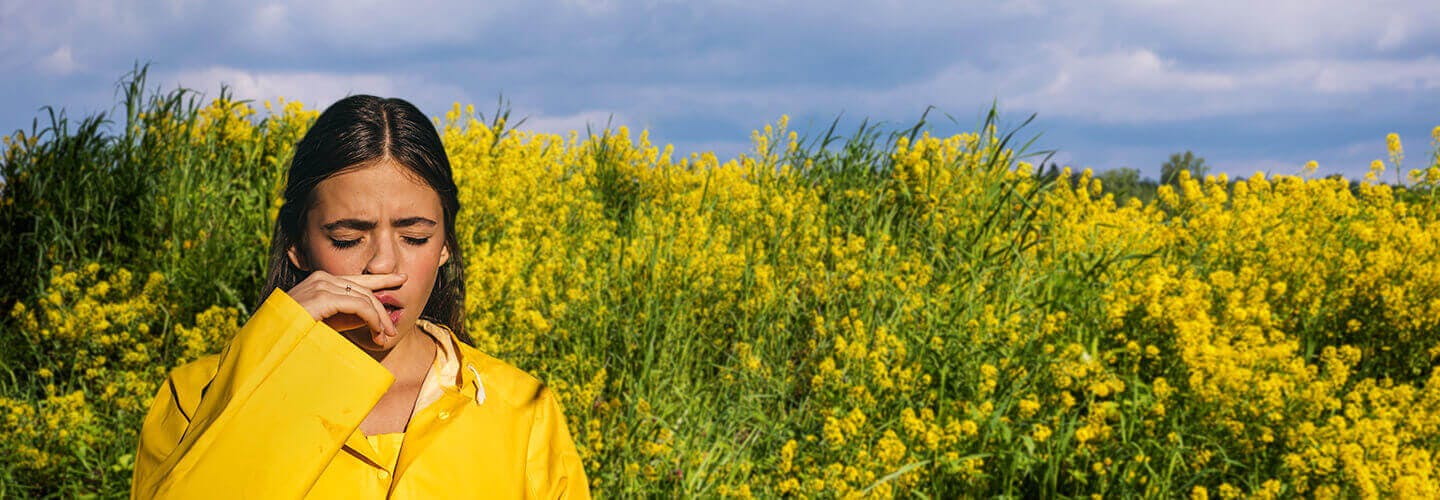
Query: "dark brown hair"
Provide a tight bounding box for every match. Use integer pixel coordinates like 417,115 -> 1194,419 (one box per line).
258,95 -> 469,344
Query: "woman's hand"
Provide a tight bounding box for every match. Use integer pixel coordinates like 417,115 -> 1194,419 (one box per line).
286,271 -> 408,348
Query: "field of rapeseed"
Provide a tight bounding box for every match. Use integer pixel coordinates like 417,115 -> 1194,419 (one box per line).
3,70 -> 1440,498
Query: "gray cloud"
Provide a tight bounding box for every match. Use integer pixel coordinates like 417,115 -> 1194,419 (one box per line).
3,0 -> 1438,179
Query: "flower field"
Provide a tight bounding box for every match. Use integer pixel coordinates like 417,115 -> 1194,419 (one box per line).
3,73 -> 1440,497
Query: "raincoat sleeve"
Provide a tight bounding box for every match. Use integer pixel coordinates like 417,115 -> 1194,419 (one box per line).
131,289 -> 394,499
525,387 -> 592,499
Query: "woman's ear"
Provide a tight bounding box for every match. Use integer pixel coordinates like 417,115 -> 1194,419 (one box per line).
287,245 -> 309,271
439,244 -> 451,268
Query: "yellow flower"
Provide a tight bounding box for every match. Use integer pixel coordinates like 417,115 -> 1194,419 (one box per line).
1018,397 -> 1040,418
1031,424 -> 1052,442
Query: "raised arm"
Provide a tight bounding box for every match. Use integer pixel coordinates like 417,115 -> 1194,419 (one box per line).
131,286 -> 394,499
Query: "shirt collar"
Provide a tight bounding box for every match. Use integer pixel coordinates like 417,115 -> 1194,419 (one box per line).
412,318 -> 462,414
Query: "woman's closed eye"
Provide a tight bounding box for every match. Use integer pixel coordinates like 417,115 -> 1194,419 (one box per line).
331,237 -> 361,249
328,236 -> 430,249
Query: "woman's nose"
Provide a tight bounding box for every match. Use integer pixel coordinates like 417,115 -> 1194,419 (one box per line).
365,235 -> 399,275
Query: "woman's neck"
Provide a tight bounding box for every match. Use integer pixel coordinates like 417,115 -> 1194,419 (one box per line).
372,327 -> 437,383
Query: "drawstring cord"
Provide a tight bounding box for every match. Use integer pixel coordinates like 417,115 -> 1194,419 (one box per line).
467,365 -> 486,405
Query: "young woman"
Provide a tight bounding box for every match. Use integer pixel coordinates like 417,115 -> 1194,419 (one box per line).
130,96 -> 590,498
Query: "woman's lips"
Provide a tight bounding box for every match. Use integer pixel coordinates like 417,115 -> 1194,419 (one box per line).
375,292 -> 405,326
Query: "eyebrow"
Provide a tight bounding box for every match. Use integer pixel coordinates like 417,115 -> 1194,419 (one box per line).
322,217 -> 438,231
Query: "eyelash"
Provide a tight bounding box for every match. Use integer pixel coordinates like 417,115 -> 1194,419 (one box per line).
330,237 -> 429,249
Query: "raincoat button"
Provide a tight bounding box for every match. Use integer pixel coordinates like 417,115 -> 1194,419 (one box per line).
438,410 -> 450,420
378,470 -> 390,480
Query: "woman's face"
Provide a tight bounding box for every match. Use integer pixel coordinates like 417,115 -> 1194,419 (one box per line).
288,159 -> 450,351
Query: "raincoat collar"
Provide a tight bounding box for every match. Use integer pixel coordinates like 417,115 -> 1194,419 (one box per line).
342,319 -> 484,465
414,318 -> 486,405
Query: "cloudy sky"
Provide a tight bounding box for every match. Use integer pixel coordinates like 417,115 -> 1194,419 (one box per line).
3,0 -> 1439,179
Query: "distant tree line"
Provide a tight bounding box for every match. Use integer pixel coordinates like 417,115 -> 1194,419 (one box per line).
1082,150 -> 1432,208
1089,151 -> 1212,205
1091,150 -> 1373,205
1035,150 -> 1214,205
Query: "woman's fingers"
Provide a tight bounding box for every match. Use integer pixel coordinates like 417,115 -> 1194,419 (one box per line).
332,280 -> 395,339
327,290 -> 393,340
339,273 -> 407,292
335,274 -> 407,340
289,271 -> 409,342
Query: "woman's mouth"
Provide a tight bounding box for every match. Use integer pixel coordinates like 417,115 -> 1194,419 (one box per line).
376,293 -> 405,326
385,304 -> 404,325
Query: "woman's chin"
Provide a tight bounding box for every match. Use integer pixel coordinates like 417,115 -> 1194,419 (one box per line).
339,326 -> 395,353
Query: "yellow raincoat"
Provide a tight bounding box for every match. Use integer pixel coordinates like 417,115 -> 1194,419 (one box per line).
130,289 -> 590,499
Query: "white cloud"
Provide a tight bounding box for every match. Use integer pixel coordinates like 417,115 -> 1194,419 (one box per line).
5,0 -> 1440,180
560,0 -> 618,14
166,66 -> 471,115
1308,57 -> 1440,93
236,0 -> 518,52
518,110 -> 631,136
1089,0 -> 1440,58
251,4 -> 288,34
38,46 -> 79,75
1376,15 -> 1411,50
1002,49 -> 1440,122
